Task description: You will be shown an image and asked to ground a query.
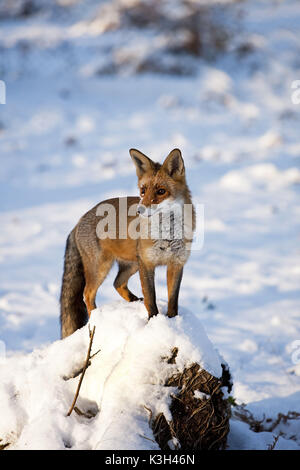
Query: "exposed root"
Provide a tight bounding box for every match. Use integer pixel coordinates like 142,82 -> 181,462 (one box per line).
150,351 -> 232,450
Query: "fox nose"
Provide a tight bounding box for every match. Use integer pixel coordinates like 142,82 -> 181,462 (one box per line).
137,204 -> 146,215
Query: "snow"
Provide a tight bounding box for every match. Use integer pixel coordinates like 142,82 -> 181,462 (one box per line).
0,0 -> 300,450
194,390 -> 210,401
0,301 -> 224,450
228,420 -> 300,451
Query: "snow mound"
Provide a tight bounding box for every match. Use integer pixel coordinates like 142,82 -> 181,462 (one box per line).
0,300 -> 225,450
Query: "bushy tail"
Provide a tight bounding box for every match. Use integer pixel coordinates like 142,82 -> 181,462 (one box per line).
60,229 -> 88,338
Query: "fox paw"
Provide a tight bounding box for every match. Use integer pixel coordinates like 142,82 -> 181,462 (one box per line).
167,311 -> 178,318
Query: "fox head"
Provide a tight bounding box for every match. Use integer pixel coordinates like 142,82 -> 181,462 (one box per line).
129,148 -> 189,217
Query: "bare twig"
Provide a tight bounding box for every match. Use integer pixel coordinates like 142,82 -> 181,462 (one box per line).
138,433 -> 156,444
90,348 -> 101,360
268,434 -> 280,450
0,440 -> 9,450
74,406 -> 97,419
144,405 -> 153,425
67,325 -> 96,417
67,347 -> 101,379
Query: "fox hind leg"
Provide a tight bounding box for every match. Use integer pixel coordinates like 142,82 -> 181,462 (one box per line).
83,253 -> 114,316
114,261 -> 141,302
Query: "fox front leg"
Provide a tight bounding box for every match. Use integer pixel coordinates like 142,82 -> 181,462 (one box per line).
167,264 -> 183,318
138,259 -> 159,319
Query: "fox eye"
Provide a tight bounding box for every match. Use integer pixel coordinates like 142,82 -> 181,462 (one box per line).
140,187 -> 146,196
157,188 -> 166,195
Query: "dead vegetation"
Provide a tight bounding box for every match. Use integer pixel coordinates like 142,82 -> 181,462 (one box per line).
0,439 -> 9,450
90,0 -> 241,76
148,349 -> 232,450
0,0 -> 244,77
232,403 -> 300,447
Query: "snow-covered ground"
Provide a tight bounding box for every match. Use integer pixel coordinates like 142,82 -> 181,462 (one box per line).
0,301 -> 229,450
0,0 -> 300,450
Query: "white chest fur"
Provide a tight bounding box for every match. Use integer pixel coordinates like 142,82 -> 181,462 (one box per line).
146,238 -> 189,265
139,197 -> 192,265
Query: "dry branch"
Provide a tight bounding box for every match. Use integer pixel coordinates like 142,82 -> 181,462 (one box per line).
67,325 -> 96,417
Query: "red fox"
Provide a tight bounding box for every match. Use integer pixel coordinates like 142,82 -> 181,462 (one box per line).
60,148 -> 195,338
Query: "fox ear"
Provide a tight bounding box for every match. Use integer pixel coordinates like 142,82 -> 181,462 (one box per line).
162,148 -> 185,178
129,148 -> 154,178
